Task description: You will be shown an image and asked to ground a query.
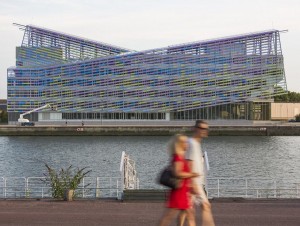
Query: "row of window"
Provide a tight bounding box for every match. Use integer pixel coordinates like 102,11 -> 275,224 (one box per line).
8,68 -> 281,88
7,86 -> 257,99
7,102 -> 271,122
62,112 -> 166,120
172,102 -> 271,120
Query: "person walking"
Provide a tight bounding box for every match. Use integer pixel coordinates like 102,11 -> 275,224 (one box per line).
179,120 -> 215,226
159,134 -> 199,226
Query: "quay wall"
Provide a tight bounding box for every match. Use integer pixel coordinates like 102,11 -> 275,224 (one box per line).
0,125 -> 300,136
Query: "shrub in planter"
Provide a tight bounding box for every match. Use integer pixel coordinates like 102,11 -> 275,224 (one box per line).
41,164 -> 91,200
296,114 -> 300,122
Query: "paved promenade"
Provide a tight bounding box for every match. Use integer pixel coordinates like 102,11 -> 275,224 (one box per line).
0,199 -> 299,226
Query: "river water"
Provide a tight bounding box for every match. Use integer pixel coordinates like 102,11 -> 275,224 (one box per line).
0,136 -> 299,188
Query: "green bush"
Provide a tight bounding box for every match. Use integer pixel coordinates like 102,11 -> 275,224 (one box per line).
41,164 -> 91,199
0,111 -> 8,123
296,114 -> 300,122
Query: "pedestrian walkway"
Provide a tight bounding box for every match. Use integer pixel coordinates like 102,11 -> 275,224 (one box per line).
0,199 -> 299,226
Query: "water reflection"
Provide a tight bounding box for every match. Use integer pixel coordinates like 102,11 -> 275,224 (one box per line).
0,136 -> 299,188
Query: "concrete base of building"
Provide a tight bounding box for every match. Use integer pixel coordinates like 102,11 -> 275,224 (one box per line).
0,123 -> 300,136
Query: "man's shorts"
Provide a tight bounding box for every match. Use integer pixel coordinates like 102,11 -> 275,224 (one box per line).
192,185 -> 209,206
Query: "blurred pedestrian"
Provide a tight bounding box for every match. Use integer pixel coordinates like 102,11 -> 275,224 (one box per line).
159,134 -> 199,226
179,120 -> 215,226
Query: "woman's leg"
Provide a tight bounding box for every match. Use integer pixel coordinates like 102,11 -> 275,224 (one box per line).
177,210 -> 186,226
159,208 -> 180,226
185,208 -> 196,226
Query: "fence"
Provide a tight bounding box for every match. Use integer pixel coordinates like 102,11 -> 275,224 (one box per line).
0,151 -> 139,200
0,177 -> 299,199
0,176 -> 122,199
207,177 -> 300,199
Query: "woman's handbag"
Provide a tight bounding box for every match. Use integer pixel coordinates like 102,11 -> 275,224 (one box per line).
158,165 -> 182,189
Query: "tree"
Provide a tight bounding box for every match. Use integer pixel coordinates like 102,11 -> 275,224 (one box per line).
0,111 -> 8,123
274,91 -> 300,102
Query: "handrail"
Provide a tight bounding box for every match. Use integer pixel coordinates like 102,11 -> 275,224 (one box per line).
0,186 -> 121,199
206,177 -> 300,199
1,177 -> 299,199
0,176 -> 122,199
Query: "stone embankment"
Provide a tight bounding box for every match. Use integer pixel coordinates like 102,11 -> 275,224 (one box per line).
0,124 -> 300,136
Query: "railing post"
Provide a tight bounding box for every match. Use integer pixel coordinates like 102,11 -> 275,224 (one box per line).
25,178 -> 28,198
207,186 -> 209,198
96,177 -> 100,198
110,178 -> 112,197
82,178 -> 85,198
117,179 -> 119,199
274,180 -> 277,198
245,179 -> 248,198
4,177 -> 6,198
0,177 -> 3,198
42,187 -> 44,198
217,179 -> 220,198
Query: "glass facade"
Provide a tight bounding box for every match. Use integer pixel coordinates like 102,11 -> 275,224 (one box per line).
7,25 -> 287,123
172,102 -> 271,120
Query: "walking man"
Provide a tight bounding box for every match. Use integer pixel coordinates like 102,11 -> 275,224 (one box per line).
179,120 -> 215,226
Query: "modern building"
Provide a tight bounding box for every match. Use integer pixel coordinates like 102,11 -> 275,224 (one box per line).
7,24 -> 287,124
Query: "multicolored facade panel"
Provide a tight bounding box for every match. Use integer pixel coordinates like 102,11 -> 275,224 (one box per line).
7,25 -> 287,121
15,24 -> 130,67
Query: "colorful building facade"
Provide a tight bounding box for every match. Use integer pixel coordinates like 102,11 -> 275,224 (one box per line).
7,24 -> 287,123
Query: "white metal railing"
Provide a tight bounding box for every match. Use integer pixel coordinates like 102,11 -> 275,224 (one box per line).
0,176 -> 122,199
0,152 -> 140,200
1,176 -> 299,199
206,177 -> 300,199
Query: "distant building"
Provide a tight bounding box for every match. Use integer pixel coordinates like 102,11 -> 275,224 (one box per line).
7,24 -> 287,124
271,103 -> 300,120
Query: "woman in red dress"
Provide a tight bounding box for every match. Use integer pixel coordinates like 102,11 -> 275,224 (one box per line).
159,134 -> 199,226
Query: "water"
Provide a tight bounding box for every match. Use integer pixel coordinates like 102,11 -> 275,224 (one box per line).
0,136 -> 299,188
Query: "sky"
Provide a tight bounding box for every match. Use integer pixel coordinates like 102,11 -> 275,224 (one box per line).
0,0 -> 299,99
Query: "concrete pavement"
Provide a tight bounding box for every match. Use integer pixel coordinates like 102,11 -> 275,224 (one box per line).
0,199 -> 299,226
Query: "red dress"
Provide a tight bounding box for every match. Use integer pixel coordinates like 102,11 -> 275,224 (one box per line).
167,154 -> 191,209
